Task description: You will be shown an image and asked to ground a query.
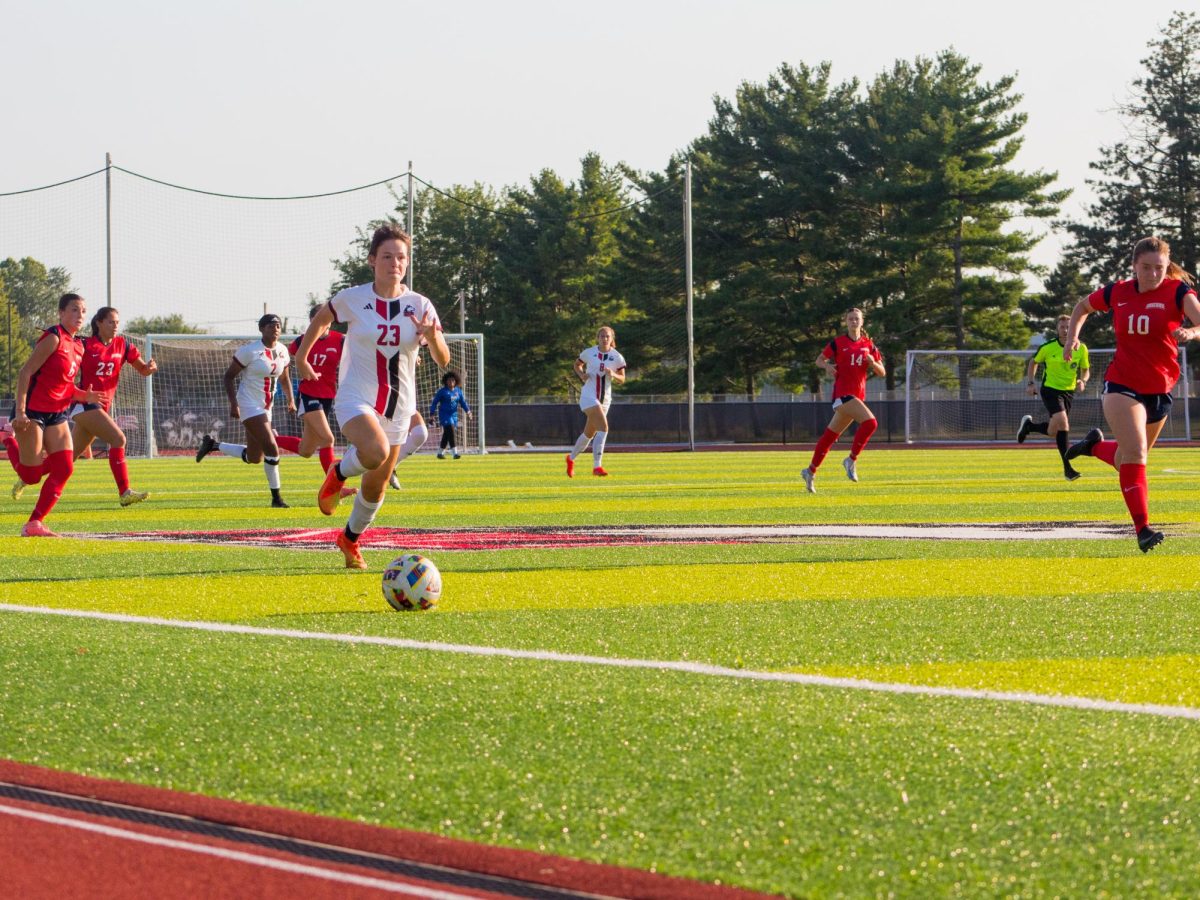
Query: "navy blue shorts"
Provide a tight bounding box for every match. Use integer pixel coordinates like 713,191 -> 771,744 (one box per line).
299,394 -> 333,417
26,408 -> 70,428
1103,381 -> 1173,424
831,395 -> 859,410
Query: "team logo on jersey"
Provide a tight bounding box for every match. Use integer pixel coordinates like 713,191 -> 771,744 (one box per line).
363,303 -> 374,310
403,304 -> 416,318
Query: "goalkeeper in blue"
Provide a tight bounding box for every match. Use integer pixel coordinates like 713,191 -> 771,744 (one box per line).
430,370 -> 471,459
1017,315 -> 1090,480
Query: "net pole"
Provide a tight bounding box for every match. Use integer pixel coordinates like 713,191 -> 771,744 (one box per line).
904,351 -> 914,443
144,334 -> 156,458
105,152 -> 113,305
476,333 -> 487,454
1183,345 -> 1192,439
406,160 -> 415,291
684,160 -> 695,451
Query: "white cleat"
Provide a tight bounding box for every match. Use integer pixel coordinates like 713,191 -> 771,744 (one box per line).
842,456 -> 858,483
388,471 -> 401,490
12,477 -> 27,501
119,489 -> 150,507
801,467 -> 816,494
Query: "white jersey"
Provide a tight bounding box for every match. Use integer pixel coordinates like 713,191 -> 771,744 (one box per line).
578,345 -> 626,410
328,283 -> 441,421
233,339 -> 289,419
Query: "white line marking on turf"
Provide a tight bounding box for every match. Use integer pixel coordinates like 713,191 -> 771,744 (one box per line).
3,603 -> 1199,722
0,803 -> 478,899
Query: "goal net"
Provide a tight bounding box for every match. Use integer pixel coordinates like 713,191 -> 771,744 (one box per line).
121,333 -> 485,458
904,348 -> 1193,443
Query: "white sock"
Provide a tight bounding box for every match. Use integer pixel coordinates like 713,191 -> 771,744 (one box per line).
347,492 -> 383,536
398,424 -> 428,463
592,431 -> 607,469
338,445 -> 368,478
570,433 -> 591,459
218,442 -> 246,459
263,456 -> 281,489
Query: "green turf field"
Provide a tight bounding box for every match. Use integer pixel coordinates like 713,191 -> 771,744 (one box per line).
2,448 -> 1200,897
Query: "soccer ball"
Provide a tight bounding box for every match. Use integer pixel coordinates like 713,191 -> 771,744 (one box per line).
382,554 -> 442,611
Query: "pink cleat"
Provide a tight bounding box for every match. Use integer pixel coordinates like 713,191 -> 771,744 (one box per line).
21,519 -> 59,538
565,454 -> 574,478
318,464 -> 346,516
593,466 -> 609,477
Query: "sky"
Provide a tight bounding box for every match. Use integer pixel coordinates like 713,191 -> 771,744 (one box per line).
0,0 -> 1172,331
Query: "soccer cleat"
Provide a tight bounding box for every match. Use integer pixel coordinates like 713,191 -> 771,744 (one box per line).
12,477 -> 27,501
317,465 -> 346,516
436,451 -> 445,459
340,485 -> 359,498
21,519 -> 59,538
801,467 -> 816,494
453,452 -> 461,459
593,466 -> 609,477
336,532 -> 368,570
1017,415 -> 1033,444
1064,428 -> 1103,461
1064,468 -> 1082,482
195,434 -> 217,463
271,496 -> 290,509
388,471 -> 401,490
1137,527 -> 1164,553
119,489 -> 150,507
842,456 -> 858,483
565,454 -> 574,478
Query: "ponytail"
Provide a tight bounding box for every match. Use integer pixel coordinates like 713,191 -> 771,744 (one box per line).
1167,262 -> 1196,287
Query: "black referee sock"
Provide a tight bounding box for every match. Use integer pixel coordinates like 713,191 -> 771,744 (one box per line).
1030,422 -> 1050,435
1056,430 -> 1070,461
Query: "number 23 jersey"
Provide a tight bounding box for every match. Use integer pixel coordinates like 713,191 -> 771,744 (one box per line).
328,283 -> 441,420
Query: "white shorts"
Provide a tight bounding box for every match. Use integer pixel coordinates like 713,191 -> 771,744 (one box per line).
239,402 -> 273,424
335,399 -> 411,446
579,397 -> 611,415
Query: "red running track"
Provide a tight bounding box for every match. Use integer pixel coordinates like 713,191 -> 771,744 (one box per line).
0,760 -> 781,900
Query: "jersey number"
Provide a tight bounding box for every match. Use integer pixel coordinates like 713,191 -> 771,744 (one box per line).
849,353 -> 865,366
376,324 -> 403,346
95,361 -> 115,377
1127,314 -> 1151,335
311,352 -> 328,367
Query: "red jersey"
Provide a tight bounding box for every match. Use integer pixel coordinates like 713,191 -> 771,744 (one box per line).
26,326 -> 85,413
1088,278 -> 1197,394
823,334 -> 881,401
289,331 -> 344,400
80,334 -> 142,411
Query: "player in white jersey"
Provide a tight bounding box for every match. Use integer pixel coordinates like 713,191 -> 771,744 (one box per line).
566,325 -> 626,478
296,224 -> 449,569
195,313 -> 295,508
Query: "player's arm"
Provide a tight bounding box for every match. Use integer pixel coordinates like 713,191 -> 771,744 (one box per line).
1063,297 -> 1094,361
280,364 -> 296,413
222,358 -> 244,419
296,304 -> 333,382
574,357 -> 587,381
608,365 -> 627,385
815,351 -> 834,376
1173,291 -> 1200,341
457,390 -> 472,417
869,350 -> 885,378
12,334 -> 60,431
1025,356 -> 1041,395
132,356 -> 158,377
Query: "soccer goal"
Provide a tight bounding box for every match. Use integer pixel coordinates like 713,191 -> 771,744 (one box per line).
904,347 -> 1193,443
127,333 -> 486,458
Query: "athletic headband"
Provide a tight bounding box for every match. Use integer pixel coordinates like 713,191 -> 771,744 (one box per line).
259,314 -> 282,328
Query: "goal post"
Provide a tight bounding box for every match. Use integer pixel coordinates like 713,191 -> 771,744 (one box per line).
904,347 -> 1192,443
135,332 -> 486,458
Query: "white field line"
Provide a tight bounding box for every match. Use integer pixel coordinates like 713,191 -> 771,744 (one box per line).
0,803 -> 479,899
3,603 -> 1199,722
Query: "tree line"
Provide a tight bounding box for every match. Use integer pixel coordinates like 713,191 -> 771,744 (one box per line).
5,12 -> 1197,401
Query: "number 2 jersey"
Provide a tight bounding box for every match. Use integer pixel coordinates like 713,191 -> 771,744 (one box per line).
233,339 -> 290,416
1087,278 -> 1198,394
822,334 -> 881,401
327,283 -> 441,421
79,335 -> 144,412
27,326 -> 85,413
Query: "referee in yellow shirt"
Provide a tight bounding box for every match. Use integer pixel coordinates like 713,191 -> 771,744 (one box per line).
1017,314 -> 1090,480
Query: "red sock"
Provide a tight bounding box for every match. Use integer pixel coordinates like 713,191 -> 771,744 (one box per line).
318,445 -> 335,473
32,449 -> 73,522
1118,463 -> 1149,532
849,418 -> 878,460
107,447 -> 130,495
4,435 -> 46,485
808,428 -> 841,472
274,434 -> 301,454
1093,440 -> 1118,467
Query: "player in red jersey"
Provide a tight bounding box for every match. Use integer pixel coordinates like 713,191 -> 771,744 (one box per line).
3,293 -> 100,537
801,307 -> 886,493
1063,236 -> 1200,552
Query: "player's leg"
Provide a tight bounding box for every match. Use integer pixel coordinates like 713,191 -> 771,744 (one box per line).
843,401 -> 878,482
448,423 -> 461,459
24,420 -> 73,536
337,425 -> 404,569
320,411 -> 388,515
1047,408 -> 1078,480
803,404 -> 854,492
390,414 -> 427,489
6,418 -> 47,497
244,415 -> 286,507
589,407 -> 611,475
1100,392 -> 1158,549
76,408 -> 145,504
437,424 -> 450,459
567,405 -> 603,477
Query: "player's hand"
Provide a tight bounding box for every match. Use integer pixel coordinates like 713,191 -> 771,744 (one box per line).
83,388 -> 102,405
12,413 -> 31,433
1172,326 -> 1194,342
145,358 -> 159,376
297,360 -> 318,382
1062,340 -> 1077,361
1025,384 -> 1037,396
415,310 -> 438,342
285,397 -> 296,414
230,403 -> 240,420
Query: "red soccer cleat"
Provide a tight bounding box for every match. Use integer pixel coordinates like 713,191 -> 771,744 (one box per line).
565,453 -> 574,478
318,464 -> 346,516
21,519 -> 59,538
593,466 -> 609,477
336,532 -> 367,569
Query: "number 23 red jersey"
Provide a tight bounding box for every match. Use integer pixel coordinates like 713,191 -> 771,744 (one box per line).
823,334 -> 881,401
80,335 -> 142,410
27,326 -> 85,413
1088,278 -> 1197,394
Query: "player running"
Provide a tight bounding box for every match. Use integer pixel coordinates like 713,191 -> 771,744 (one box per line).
3,293 -> 100,536
566,326 -> 626,477
1063,236 -> 1200,552
296,224 -> 449,570
430,370 -> 471,459
195,313 -> 295,508
801,307 -> 886,493
1017,314 -> 1090,480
